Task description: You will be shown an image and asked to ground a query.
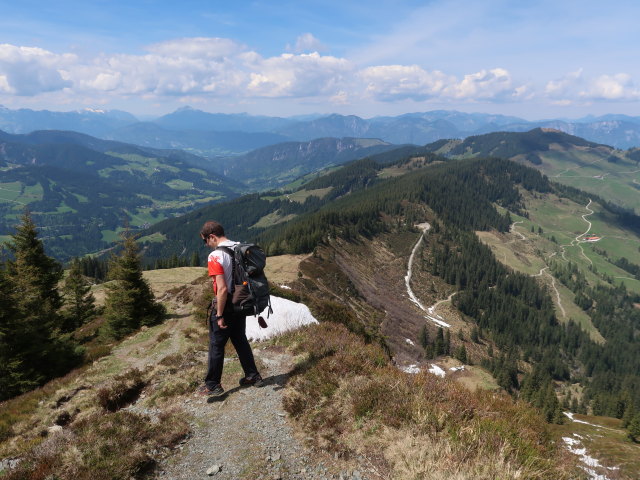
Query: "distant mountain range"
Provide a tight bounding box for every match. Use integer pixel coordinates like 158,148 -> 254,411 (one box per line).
3,105 -> 640,153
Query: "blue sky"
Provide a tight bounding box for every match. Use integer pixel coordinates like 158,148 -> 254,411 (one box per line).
1,0 -> 639,119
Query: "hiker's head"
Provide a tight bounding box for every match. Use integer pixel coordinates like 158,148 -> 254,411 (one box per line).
201,221 -> 225,245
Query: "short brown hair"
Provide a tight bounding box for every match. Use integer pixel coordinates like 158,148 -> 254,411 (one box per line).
200,221 -> 225,238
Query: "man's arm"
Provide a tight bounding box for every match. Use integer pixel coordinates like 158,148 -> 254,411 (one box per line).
214,273 -> 228,329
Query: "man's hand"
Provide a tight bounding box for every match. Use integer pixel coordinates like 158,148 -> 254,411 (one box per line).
217,316 -> 227,329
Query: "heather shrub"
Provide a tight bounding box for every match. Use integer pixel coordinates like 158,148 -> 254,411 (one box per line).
3,409 -> 188,480
96,368 -> 145,412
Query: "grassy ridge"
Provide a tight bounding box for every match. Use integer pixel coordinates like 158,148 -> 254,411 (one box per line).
278,322 -> 576,479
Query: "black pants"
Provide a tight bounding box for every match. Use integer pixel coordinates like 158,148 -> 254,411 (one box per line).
205,311 -> 259,388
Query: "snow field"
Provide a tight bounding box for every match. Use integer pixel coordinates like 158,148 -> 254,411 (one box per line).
245,296 -> 318,341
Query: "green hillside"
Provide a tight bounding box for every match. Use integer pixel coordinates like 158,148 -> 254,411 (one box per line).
427,128 -> 640,214
0,131 -> 239,260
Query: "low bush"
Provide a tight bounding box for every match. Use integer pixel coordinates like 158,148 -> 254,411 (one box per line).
3,409 -> 189,480
96,368 -> 145,412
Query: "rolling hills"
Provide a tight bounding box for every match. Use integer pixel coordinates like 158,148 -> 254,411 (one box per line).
0,130 -> 240,259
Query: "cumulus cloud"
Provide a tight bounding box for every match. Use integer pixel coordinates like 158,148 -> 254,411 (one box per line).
245,52 -> 351,97
586,73 -> 639,100
360,65 -> 524,103
545,70 -> 640,103
445,68 -> 519,100
0,44 -> 74,95
288,33 -> 327,53
360,65 -> 453,101
2,37 -> 638,111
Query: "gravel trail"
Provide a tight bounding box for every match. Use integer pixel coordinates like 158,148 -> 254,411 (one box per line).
156,348 -> 371,480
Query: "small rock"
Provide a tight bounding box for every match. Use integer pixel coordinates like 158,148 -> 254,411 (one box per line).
206,464 -> 222,475
271,453 -> 281,461
48,425 -> 63,435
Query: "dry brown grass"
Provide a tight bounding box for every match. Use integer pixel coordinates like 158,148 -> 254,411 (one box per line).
282,322 -> 578,479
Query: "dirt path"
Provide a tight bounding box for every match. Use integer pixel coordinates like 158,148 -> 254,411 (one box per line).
404,223 -> 451,328
156,347 -> 373,480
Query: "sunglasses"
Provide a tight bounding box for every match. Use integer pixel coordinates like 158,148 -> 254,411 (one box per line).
202,235 -> 209,244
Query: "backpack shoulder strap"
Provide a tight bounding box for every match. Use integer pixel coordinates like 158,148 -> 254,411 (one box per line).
215,245 -> 238,286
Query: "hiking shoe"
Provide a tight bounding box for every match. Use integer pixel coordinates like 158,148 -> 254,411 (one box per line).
197,384 -> 225,397
239,374 -> 264,387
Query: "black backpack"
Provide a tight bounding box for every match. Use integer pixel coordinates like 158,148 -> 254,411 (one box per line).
216,243 -> 273,317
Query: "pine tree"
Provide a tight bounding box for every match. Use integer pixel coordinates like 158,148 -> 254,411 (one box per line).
190,251 -> 200,267
471,326 -> 480,343
62,258 -> 97,331
104,232 -> 165,339
1,211 -> 82,400
419,325 -> 429,348
0,265 -> 21,399
627,413 -> 640,443
444,329 -> 451,355
454,345 -> 468,363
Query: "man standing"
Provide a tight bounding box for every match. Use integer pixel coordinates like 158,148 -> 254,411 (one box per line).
199,221 -> 263,397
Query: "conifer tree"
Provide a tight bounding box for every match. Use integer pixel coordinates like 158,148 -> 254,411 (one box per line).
62,258 -> 97,331
0,265 -> 20,399
628,413 -> 640,443
104,232 -> 165,339
1,211 -> 82,400
190,251 -> 200,267
455,344 -> 468,364
419,324 -> 429,348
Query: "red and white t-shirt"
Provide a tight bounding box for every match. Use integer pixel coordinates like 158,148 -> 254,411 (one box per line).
207,240 -> 238,293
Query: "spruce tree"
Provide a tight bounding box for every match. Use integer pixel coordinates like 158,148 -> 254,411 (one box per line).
419,325 -> 429,348
628,413 -> 640,443
2,211 -> 81,399
0,264 -> 21,399
104,232 -> 165,339
62,258 -> 97,331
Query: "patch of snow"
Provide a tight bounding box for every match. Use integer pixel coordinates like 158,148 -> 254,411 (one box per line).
279,285 -> 292,290
405,338 -> 415,346
563,412 -> 615,430
426,314 -> 451,328
449,365 -> 465,372
428,364 -> 446,378
562,434 -> 619,480
402,364 -> 421,374
246,296 -> 318,341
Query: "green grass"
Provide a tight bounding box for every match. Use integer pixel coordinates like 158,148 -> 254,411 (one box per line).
285,187 -> 332,203
137,232 -> 167,244
0,181 -> 43,206
101,229 -> 125,244
166,179 -> 193,190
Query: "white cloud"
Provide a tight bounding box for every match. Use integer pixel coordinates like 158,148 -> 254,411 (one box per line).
587,73 -> 639,100
545,70 -> 640,102
245,52 -> 351,98
2,37 -> 638,113
288,33 -> 327,53
445,68 -> 518,100
0,44 -> 74,95
146,37 -> 244,59
360,65 -> 523,103
360,64 -> 452,101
